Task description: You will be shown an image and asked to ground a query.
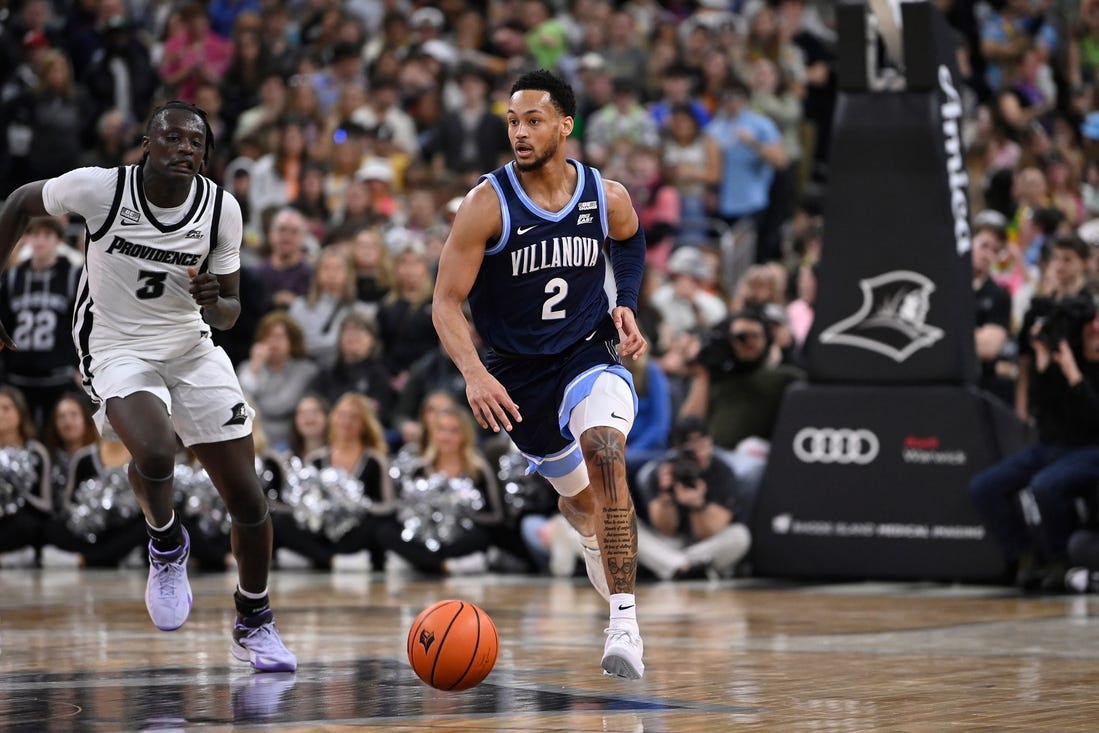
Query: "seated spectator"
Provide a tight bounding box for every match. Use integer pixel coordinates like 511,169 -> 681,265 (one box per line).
376,239 -> 439,391
350,226 -> 392,308
970,291 -> 1099,593
287,394 -> 329,463
237,312 -> 320,452
41,393 -> 97,518
378,404 -> 508,575
257,208 -> 313,311
44,435 -> 145,568
680,308 -> 805,451
274,393 -> 395,570
0,385 -> 51,566
308,307 -> 395,427
634,417 -> 751,580
287,247 -> 357,368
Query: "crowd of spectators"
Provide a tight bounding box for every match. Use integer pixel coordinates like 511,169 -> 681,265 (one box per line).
2,0 -> 1099,589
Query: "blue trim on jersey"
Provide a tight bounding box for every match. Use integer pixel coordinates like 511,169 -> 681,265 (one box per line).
504,159 -> 586,221
590,166 -> 609,241
557,364 -> 638,441
482,173 -> 511,256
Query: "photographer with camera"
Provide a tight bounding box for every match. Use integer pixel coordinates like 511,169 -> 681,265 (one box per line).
1014,234 -> 1090,421
969,272 -> 1099,592
679,308 -> 805,452
636,417 -> 751,580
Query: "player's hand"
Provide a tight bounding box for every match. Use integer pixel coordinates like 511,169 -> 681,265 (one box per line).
613,306 -> 648,360
0,320 -> 15,350
187,267 -> 220,307
464,367 -> 521,433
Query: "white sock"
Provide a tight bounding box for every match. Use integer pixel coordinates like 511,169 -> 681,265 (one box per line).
609,593 -> 638,631
237,585 -> 268,600
146,512 -> 175,532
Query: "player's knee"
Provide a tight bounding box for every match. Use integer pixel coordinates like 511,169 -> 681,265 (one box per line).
228,493 -> 270,527
131,450 -> 176,483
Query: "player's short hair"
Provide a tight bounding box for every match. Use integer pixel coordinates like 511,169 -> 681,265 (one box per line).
145,100 -> 214,171
510,69 -> 576,118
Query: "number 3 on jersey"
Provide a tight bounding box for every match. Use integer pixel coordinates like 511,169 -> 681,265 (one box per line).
542,277 -> 567,320
137,270 -> 168,300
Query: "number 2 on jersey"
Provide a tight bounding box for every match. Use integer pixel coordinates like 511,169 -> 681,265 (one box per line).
136,270 -> 167,300
542,277 -> 567,320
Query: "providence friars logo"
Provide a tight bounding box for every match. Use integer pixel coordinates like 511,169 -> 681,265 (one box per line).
819,270 -> 944,363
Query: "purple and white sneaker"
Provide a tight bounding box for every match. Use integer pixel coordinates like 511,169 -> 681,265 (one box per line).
145,528 -> 193,631
232,611 -> 298,672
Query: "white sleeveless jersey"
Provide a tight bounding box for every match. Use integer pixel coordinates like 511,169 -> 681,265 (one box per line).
41,165 -> 243,364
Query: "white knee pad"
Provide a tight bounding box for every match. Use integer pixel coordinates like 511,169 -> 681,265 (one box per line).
567,371 -> 635,441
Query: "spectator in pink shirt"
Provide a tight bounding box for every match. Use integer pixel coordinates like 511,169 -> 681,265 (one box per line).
158,2 -> 233,104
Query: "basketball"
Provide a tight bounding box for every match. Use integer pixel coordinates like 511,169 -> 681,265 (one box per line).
407,599 -> 498,690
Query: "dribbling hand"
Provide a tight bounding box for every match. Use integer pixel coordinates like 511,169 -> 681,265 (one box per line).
187,267 -> 220,307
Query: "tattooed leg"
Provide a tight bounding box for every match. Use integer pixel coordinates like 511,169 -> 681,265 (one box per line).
579,425 -> 637,594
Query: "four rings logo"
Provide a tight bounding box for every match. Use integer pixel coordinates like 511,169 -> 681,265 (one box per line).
793,427 -> 880,465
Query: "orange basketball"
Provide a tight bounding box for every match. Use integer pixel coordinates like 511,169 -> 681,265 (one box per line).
407,599 -> 498,691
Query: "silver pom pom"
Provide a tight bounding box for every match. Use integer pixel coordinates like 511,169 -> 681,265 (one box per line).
0,446 -> 37,518
65,466 -> 140,543
282,458 -> 371,541
396,472 -> 485,551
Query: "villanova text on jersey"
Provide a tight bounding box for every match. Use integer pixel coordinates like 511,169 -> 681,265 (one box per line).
469,160 -> 611,356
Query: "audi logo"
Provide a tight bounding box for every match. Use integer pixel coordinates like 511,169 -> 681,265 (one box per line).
793,427 -> 880,465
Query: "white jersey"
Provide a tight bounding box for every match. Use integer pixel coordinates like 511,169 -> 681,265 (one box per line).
41,165 -> 243,364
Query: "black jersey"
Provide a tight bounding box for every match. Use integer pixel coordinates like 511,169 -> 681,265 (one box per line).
0,256 -> 80,387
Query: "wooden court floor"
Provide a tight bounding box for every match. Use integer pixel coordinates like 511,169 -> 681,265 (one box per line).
2,567 -> 1098,732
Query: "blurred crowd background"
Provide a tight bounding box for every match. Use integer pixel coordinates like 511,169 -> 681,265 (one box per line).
2,0 -> 1099,586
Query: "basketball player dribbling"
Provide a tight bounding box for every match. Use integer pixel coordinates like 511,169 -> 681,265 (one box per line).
0,102 -> 296,672
433,69 -> 648,679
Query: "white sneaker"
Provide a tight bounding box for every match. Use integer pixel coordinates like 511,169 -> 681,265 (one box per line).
145,529 -> 193,631
601,626 -> 644,679
581,543 -> 611,601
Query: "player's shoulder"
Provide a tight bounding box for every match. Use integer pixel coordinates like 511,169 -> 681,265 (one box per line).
454,179 -> 502,222
48,166 -> 125,196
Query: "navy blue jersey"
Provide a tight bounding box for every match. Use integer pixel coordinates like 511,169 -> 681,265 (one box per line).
469,159 -> 611,356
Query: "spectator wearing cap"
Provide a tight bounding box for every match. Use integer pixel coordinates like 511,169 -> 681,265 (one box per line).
634,416 -> 752,580
158,2 -> 233,104
572,52 -> 613,141
651,247 -> 728,336
680,307 -> 805,452
584,76 -> 661,170
707,76 -> 788,263
355,157 -> 398,220
426,63 -> 510,179
350,73 -> 420,157
972,214 -> 1016,406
